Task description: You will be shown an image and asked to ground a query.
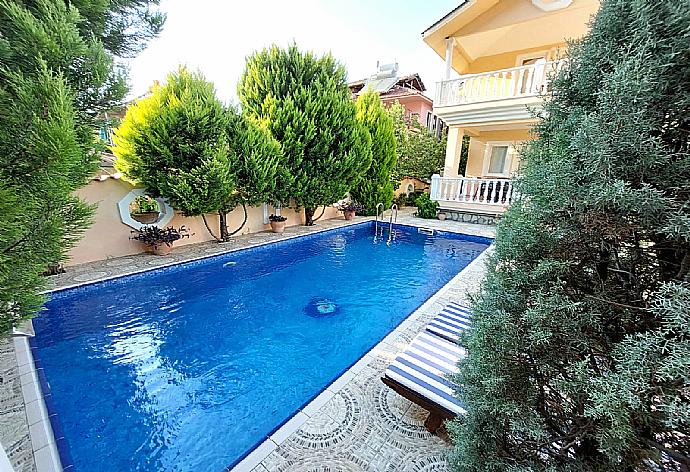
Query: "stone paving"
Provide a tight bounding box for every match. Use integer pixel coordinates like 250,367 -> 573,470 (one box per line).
0,208 -> 494,472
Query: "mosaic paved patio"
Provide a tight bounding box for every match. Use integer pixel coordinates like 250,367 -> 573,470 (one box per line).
0,208 -> 494,471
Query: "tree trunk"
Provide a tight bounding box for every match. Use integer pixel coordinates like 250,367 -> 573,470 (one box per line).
304,206 -> 315,226
219,210 -> 230,241
312,205 -> 326,222
227,204 -> 248,237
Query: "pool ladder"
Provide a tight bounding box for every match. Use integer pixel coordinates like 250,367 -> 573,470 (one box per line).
374,203 -> 398,244
387,204 -> 398,245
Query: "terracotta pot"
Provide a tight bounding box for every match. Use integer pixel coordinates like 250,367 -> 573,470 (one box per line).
146,243 -> 172,256
131,211 -> 160,224
437,213 -> 446,221
343,210 -> 356,221
270,220 -> 286,233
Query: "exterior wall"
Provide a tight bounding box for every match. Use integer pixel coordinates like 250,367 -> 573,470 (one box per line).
68,178 -> 341,266
381,95 -> 433,126
464,129 -> 531,177
466,44 -> 566,74
394,177 -> 429,197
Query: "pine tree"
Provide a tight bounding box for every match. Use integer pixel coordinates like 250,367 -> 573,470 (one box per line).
238,44 -> 372,225
113,67 -> 282,241
449,1 -> 690,471
0,0 -> 163,332
350,89 -> 396,214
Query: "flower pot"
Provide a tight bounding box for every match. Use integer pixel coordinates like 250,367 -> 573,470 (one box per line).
270,220 -> 286,233
131,211 -> 160,224
146,243 -> 172,256
343,210 -> 356,221
437,213 -> 446,221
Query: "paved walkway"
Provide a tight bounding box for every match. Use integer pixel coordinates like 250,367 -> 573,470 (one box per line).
0,208 -> 494,472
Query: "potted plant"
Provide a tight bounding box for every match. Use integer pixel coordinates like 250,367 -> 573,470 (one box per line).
338,203 -> 364,221
130,226 -> 190,255
130,195 -> 160,224
269,214 -> 287,233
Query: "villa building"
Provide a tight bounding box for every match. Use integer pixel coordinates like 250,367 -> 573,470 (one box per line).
424,0 -> 599,219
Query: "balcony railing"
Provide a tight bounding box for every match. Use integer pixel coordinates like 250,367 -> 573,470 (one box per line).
430,175 -> 516,208
435,60 -> 566,107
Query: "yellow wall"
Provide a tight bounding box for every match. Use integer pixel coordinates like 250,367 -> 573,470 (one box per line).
424,0 -> 599,75
68,178 -> 341,266
466,44 -> 566,74
464,129 -> 532,177
395,178 -> 429,197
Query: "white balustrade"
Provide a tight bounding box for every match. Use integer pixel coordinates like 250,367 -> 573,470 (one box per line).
435,60 -> 566,107
430,175 -> 515,207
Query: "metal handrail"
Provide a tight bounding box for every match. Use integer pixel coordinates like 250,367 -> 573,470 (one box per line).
374,203 -> 384,241
387,204 -> 398,245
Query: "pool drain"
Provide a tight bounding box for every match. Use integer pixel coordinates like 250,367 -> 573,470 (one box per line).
304,297 -> 340,318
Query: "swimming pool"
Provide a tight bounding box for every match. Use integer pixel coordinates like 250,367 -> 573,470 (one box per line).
32,222 -> 490,471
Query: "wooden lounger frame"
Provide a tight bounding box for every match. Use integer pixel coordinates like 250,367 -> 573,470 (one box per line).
381,376 -> 456,433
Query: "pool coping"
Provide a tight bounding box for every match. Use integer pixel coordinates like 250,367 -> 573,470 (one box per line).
227,236 -> 493,471
15,215 -> 494,472
13,335 -> 64,472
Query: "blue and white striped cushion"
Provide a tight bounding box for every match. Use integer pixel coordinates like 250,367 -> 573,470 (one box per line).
384,331 -> 466,415
426,303 -> 473,343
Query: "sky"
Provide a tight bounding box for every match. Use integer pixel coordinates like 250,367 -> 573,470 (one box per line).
124,0 -> 460,104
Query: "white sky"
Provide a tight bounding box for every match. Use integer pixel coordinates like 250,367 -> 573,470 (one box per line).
124,0 -> 460,105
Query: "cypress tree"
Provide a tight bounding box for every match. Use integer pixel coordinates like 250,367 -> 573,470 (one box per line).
238,44 -> 371,225
113,67 -> 282,240
351,89 -> 396,214
0,0 -> 163,331
449,1 -> 690,471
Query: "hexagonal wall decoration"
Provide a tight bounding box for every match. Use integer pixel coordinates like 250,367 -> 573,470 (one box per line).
117,189 -> 175,230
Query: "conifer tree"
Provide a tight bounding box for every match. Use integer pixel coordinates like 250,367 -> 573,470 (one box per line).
351,89 -> 396,214
113,67 -> 282,241
449,1 -> 690,470
238,44 -> 371,225
0,0 -> 163,332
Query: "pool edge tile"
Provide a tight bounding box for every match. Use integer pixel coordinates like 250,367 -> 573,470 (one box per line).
229,439 -> 278,472
269,412 -> 309,445
301,388 -> 336,417
14,336 -> 63,472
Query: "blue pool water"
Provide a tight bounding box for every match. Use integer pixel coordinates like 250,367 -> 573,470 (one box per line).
33,222 -> 490,471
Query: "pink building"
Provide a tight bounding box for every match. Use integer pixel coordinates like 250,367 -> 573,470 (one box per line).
349,63 -> 446,138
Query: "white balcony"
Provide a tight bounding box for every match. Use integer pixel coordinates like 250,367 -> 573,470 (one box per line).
435,60 -> 566,108
430,175 -> 516,215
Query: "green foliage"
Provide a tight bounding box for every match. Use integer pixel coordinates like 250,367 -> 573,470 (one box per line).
414,193 -> 438,219
350,89 -> 396,215
68,0 -> 165,57
113,67 -> 282,240
0,0 -> 161,332
238,44 -> 372,225
130,195 -> 158,214
388,102 -> 446,183
449,1 -> 690,470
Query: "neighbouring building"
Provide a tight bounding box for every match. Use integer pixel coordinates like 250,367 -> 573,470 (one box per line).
423,0 -> 599,222
349,63 -> 446,139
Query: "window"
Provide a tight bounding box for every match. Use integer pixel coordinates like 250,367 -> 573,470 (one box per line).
487,145 -> 511,175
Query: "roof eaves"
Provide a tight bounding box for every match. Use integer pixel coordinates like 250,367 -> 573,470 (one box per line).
421,1 -> 471,37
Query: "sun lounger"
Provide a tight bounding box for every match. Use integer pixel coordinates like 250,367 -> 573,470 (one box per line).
382,330 -> 466,433
425,302 -> 472,344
